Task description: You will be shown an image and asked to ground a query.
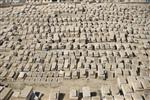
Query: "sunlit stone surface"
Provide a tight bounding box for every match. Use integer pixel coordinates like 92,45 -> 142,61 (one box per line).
0,1 -> 150,100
